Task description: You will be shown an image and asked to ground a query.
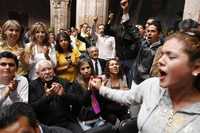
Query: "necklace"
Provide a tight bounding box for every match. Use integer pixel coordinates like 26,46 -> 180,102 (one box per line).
7,43 -> 20,51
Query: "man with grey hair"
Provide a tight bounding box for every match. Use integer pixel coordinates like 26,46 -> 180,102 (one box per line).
29,59 -> 83,133
87,46 -> 106,75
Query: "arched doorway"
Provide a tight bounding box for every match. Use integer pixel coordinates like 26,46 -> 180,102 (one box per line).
70,0 -> 76,27
0,0 -> 50,28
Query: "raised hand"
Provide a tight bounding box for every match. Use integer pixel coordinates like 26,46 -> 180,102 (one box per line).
7,79 -> 18,92
4,79 -> 18,96
89,77 -> 103,91
93,16 -> 98,23
120,0 -> 129,14
107,13 -> 114,24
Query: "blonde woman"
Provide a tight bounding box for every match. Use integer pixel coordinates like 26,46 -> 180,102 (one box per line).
25,22 -> 56,80
0,20 -> 29,76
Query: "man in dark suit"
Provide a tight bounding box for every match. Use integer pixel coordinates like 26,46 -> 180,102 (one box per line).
29,60 -> 83,133
87,46 -> 106,76
0,102 -> 72,133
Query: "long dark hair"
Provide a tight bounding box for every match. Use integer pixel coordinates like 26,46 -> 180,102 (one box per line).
105,58 -> 123,79
55,32 -> 72,53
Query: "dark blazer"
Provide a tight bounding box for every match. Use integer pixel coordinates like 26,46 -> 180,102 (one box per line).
41,124 -> 72,133
29,77 -> 83,133
90,58 -> 106,75
131,40 -> 163,84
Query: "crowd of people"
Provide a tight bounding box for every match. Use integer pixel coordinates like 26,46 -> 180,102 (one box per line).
0,0 -> 200,133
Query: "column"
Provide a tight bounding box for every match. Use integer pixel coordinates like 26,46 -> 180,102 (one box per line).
183,0 -> 200,22
50,0 -> 71,34
76,0 -> 108,27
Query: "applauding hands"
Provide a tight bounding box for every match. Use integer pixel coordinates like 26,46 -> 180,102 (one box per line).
44,82 -> 65,96
89,76 -> 103,91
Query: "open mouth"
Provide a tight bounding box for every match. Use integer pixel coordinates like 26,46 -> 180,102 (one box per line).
147,36 -> 152,41
159,69 -> 167,80
159,70 -> 167,76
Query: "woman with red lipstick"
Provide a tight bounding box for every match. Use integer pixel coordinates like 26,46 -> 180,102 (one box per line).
89,31 -> 200,133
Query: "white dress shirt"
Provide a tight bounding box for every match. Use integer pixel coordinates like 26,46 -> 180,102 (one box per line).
96,34 -> 116,60
0,75 -> 29,107
91,59 -> 103,75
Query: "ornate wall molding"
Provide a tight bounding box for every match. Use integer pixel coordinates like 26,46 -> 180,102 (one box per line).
50,0 -> 71,34
76,0 -> 108,27
183,0 -> 200,22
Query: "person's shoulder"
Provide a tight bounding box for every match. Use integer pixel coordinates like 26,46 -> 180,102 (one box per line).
57,77 -> 71,86
24,42 -> 32,48
40,124 -> 72,133
99,58 -> 106,62
29,78 -> 42,86
144,77 -> 160,83
138,77 -> 161,93
16,75 -> 28,82
107,35 -> 115,40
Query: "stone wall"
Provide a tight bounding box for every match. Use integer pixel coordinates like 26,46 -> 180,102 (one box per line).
76,0 -> 108,27
183,0 -> 200,23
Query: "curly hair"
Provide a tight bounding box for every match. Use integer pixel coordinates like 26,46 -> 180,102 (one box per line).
105,58 -> 123,79
29,21 -> 48,44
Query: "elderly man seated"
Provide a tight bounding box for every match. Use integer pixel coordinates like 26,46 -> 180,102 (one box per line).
0,51 -> 28,107
28,59 -> 83,133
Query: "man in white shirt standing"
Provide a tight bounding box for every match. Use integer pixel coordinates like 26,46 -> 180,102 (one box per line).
0,51 -> 28,107
95,23 -> 116,60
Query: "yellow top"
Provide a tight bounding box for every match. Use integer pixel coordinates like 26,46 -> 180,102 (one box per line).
0,42 -> 28,76
56,48 -> 80,82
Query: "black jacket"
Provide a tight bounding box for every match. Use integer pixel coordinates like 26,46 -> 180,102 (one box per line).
131,40 -> 163,84
41,124 -> 72,133
70,81 -> 106,121
29,77 -> 82,132
90,58 -> 106,75
105,19 -> 141,60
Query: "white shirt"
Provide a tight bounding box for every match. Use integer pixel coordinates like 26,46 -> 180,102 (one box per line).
0,75 -> 29,107
26,43 -> 57,80
96,34 -> 116,60
91,59 -> 103,75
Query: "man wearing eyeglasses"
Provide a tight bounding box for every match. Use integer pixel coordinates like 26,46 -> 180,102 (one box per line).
0,51 -> 28,107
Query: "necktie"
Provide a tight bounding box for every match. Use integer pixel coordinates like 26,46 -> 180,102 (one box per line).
95,60 -> 99,75
91,92 -> 101,114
